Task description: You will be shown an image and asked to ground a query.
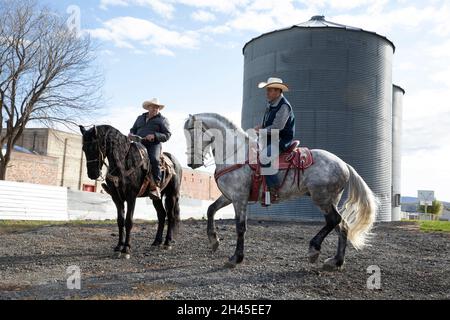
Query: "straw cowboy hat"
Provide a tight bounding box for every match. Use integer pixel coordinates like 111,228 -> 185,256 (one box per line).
258,77 -> 289,92
142,98 -> 165,110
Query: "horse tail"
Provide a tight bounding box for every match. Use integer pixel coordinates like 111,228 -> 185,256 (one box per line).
163,152 -> 182,238
173,193 -> 181,238
340,164 -> 379,250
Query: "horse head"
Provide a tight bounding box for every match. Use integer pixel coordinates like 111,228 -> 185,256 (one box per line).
79,125 -> 105,180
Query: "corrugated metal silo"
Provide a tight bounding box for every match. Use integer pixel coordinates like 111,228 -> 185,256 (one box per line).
242,15 -> 395,221
392,85 -> 405,221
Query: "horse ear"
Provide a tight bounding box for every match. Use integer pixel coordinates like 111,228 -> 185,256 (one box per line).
79,125 -> 86,135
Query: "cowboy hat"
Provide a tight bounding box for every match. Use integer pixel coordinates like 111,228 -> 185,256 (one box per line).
142,98 -> 165,110
258,77 -> 289,92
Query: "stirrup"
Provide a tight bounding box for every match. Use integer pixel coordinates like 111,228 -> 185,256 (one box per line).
262,188 -> 279,206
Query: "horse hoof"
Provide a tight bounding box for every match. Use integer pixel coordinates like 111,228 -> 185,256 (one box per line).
115,252 -> 122,259
308,247 -> 320,264
163,245 -> 172,250
322,258 -> 343,271
122,253 -> 131,260
211,241 -> 220,253
225,255 -> 243,268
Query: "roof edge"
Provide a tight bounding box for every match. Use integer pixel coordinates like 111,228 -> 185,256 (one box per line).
242,25 -> 395,54
393,84 -> 406,95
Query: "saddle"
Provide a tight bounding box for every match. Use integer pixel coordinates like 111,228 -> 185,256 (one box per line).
248,140 -> 314,204
133,143 -> 176,198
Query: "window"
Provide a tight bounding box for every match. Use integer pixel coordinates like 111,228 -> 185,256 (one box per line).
394,194 -> 401,207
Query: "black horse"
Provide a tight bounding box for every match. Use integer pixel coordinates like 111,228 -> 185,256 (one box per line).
79,125 -> 182,258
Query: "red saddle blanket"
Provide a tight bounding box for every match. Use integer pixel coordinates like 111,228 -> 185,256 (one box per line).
248,141 -> 314,202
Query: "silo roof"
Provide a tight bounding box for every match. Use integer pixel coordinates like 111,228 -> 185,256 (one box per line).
242,15 -> 395,53
393,84 -> 406,94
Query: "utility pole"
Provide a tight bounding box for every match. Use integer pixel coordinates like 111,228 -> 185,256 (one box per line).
60,138 -> 68,187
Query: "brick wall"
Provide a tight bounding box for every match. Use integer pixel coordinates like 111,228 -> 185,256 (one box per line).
46,130 -> 92,190
181,168 -> 222,200
5,151 -> 58,186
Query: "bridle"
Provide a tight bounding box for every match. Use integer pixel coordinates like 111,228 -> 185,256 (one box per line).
185,120 -> 215,168
83,127 -> 109,181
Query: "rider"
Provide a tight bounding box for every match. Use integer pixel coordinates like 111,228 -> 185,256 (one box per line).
254,77 -> 295,204
129,98 -> 171,199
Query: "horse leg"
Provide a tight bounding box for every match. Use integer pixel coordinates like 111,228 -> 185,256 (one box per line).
207,195 -> 232,252
151,199 -> 166,247
122,197 -> 137,259
113,200 -> 125,255
323,216 -> 348,271
163,195 -> 176,249
225,198 -> 248,268
308,203 -> 342,265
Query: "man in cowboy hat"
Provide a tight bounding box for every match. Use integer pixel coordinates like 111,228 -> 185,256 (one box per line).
129,98 -> 171,199
255,77 -> 295,204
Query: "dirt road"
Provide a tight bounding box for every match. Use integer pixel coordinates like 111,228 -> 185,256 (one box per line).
0,220 -> 449,299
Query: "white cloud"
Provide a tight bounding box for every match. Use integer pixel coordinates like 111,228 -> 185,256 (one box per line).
152,47 -> 175,56
205,0 -> 314,33
402,145 -> 450,200
198,25 -> 231,34
100,0 -> 129,10
87,17 -> 199,55
426,39 -> 450,58
430,66 -> 450,89
191,10 -> 216,22
100,0 -> 175,19
176,0 -> 250,14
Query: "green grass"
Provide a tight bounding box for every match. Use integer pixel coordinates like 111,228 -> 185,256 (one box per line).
418,220 -> 450,233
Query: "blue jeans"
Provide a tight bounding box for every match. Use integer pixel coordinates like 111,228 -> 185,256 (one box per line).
260,143 -> 279,188
144,143 -> 162,183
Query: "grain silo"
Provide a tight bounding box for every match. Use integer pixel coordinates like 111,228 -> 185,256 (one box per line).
242,15 -> 395,221
392,85 -> 405,221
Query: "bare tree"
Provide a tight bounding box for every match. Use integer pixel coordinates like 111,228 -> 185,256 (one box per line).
0,0 -> 102,179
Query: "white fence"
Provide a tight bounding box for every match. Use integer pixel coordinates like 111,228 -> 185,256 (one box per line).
0,180 -> 234,221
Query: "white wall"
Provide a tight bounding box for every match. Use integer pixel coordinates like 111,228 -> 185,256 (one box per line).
0,181 -> 67,220
0,180 -> 234,221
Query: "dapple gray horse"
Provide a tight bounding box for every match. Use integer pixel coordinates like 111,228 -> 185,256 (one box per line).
184,113 -> 379,271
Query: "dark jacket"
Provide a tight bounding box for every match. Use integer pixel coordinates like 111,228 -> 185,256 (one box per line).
262,96 -> 295,152
130,113 -> 171,145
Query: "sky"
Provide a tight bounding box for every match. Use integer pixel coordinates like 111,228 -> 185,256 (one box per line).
43,0 -> 450,200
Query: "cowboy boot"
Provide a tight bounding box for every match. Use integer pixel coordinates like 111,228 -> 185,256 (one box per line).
149,179 -> 161,200
269,187 -> 279,204
262,186 -> 279,206
101,183 -> 112,195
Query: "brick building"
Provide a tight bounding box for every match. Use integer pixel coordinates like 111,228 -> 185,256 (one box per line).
5,151 -> 58,186
181,168 -> 222,200
2,128 -> 95,191
2,128 -> 221,200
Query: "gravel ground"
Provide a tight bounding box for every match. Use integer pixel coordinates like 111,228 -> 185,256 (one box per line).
0,219 -> 449,300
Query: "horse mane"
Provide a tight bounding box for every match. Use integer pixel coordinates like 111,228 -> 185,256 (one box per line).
94,125 -> 124,139
191,113 -> 248,137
